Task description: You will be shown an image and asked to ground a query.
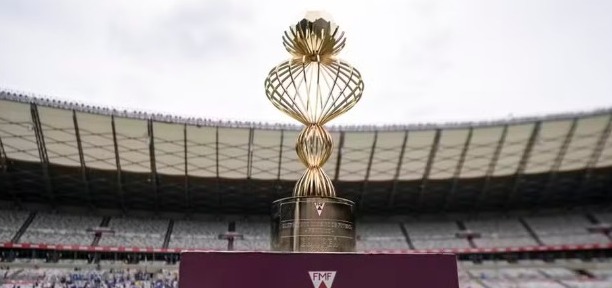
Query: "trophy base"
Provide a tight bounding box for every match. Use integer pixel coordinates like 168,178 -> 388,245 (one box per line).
271,196 -> 356,252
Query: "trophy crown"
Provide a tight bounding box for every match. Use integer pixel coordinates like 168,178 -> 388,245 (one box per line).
282,10 -> 346,63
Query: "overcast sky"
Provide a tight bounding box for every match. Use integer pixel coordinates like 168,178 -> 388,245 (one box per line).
1,0 -> 611,125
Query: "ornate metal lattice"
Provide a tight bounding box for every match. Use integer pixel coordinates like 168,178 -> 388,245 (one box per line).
264,11 -> 365,197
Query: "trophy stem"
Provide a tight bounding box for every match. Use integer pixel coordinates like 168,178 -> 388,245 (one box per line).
294,124 -> 335,197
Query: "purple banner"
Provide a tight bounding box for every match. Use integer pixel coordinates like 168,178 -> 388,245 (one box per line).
180,252 -> 458,288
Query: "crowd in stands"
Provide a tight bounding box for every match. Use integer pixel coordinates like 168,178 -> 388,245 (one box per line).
0,266 -> 178,288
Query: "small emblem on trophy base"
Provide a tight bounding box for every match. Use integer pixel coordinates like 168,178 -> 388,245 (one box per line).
314,202 -> 325,216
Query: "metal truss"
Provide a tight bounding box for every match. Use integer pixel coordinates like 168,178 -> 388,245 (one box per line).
444,127 -> 474,210
275,130 -> 285,198
507,121 -> 542,206
577,115 -> 612,201
478,125 -> 509,204
110,115 -> 126,211
72,110 -> 93,208
147,120 -> 159,211
183,124 -> 190,212
387,131 -> 409,208
333,132 -> 345,182
0,135 -> 19,205
29,103 -> 54,205
418,129 -> 442,206
540,118 -> 578,201
359,131 -> 378,210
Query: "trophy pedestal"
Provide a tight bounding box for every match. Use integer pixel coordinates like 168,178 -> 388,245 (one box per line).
271,196 -> 356,252
179,251 -> 460,288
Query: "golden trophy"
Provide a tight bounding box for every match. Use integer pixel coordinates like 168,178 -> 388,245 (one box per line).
265,11 -> 364,252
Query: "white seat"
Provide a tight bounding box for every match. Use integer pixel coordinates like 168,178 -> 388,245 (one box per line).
20,213 -> 100,245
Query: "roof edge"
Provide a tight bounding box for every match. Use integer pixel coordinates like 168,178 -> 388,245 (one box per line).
1,88 -> 611,132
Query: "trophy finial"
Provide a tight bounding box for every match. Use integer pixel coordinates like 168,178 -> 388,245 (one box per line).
282,11 -> 346,63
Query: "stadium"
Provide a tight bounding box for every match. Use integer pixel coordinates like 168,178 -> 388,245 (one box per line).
1,89 -> 612,287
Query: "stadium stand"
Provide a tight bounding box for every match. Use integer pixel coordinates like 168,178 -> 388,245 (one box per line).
97,217 -> 168,248
595,212 -> 612,225
1,210 -> 610,251
464,217 -> 538,248
20,213 -> 101,246
0,210 -> 28,242
234,218 -> 271,251
356,221 -> 410,250
169,219 -> 226,250
404,219 -> 471,249
461,262 -> 612,288
526,213 -> 610,245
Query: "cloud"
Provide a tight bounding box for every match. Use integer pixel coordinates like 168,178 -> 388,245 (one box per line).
108,1 -> 253,61
0,0 -> 611,126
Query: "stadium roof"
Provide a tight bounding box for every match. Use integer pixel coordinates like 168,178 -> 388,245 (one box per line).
1,90 -> 611,215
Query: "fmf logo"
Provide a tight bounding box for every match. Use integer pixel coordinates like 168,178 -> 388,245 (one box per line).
309,271 -> 336,288
314,202 -> 325,216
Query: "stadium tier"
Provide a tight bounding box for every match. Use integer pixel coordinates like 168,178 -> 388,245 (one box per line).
0,209 -> 611,252
1,91 -> 611,214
